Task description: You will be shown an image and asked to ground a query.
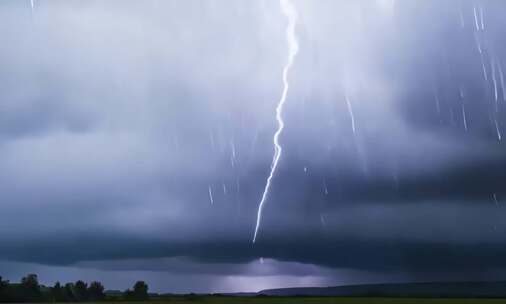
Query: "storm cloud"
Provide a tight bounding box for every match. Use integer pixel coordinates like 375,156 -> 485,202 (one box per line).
1,0 -> 506,293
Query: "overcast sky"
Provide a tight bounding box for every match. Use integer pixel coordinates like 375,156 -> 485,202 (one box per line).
1,0 -> 506,293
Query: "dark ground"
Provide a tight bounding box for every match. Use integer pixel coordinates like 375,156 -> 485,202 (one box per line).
90,297 -> 506,304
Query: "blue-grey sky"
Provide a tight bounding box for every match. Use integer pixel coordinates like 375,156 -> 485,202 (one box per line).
2,0 -> 506,293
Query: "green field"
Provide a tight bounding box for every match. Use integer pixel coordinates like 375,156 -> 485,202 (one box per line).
83,297 -> 506,304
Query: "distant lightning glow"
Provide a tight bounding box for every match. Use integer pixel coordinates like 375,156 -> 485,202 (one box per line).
252,0 -> 299,243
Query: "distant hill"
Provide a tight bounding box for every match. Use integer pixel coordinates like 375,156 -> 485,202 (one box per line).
219,292 -> 258,297
258,282 -> 506,298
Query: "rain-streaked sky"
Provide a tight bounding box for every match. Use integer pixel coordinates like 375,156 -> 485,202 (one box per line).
2,0 -> 506,293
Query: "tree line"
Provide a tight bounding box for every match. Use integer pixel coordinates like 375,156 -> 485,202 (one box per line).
0,274 -> 149,302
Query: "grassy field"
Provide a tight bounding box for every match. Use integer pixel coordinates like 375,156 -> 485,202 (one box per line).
86,297 -> 506,304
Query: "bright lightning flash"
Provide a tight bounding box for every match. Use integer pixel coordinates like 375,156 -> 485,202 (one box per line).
252,0 -> 299,243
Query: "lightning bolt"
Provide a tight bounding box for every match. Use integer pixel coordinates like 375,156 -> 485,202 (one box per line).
253,0 -> 299,243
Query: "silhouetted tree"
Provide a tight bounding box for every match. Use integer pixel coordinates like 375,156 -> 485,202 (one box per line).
1,275 -> 145,302
0,277 -> 7,292
73,280 -> 88,301
133,281 -> 148,300
50,282 -> 65,302
0,276 -> 9,302
87,281 -> 105,301
20,274 -> 39,291
63,283 -> 75,302
123,281 -> 149,301
20,274 -> 41,302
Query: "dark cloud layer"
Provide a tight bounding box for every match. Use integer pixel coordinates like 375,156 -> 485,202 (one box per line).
1,0 -> 506,292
